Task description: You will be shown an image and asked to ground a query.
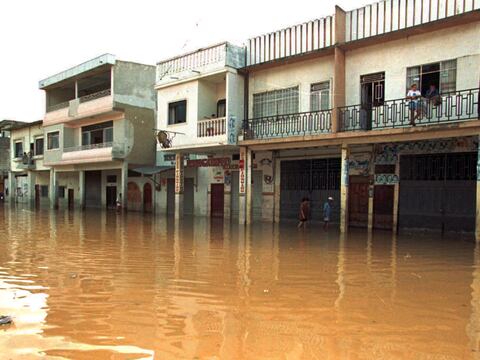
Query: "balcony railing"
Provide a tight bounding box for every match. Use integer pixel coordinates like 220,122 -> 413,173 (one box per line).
17,154 -> 35,169
47,101 -> 69,113
63,142 -> 114,153
197,117 -> 226,137
79,89 -> 111,103
243,110 -> 332,140
340,88 -> 479,131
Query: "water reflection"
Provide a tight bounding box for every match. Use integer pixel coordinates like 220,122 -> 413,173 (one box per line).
0,206 -> 478,358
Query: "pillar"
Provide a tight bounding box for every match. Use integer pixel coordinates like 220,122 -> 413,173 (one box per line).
367,159 -> 374,232
49,169 -> 58,209
274,157 -> 281,223
239,147 -> 248,225
120,162 -> 128,210
8,171 -> 15,204
340,145 -> 350,233
246,148 -> 253,225
174,153 -> 184,220
27,171 -> 36,208
79,170 -> 85,210
332,5 -> 346,133
393,156 -> 400,234
476,137 -> 480,241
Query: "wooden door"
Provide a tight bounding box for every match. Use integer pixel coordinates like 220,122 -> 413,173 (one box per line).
68,189 -> 74,210
210,184 -> 224,218
143,183 -> 152,213
374,185 -> 394,230
349,176 -> 369,228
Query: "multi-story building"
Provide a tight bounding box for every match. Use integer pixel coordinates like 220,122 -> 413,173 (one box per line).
238,0 -> 480,234
8,120 -> 50,207
39,54 -> 156,210
154,43 -> 246,219
0,120 -> 26,201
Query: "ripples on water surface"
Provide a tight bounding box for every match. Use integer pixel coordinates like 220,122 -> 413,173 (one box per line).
0,206 -> 479,359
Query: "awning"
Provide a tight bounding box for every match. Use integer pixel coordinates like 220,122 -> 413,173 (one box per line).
132,166 -> 174,175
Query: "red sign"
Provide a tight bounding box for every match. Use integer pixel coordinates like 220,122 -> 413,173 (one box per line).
187,158 -> 231,168
239,159 -> 244,169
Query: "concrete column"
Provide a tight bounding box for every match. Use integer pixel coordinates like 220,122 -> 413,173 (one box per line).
246,148 -> 253,225
239,147 -> 247,225
49,169 -> 58,209
476,138 -> 480,241
274,157 -> 281,223
332,47 -> 346,133
8,171 -> 15,204
174,153 -> 184,220
120,162 -> 128,210
27,171 -> 36,208
393,157 -> 400,234
340,145 -> 350,233
79,170 -> 85,210
367,162 -> 374,232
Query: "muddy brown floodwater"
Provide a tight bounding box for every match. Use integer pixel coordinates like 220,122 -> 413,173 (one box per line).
1,206 -> 480,359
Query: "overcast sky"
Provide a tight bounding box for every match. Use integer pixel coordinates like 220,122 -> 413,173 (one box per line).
0,0 -> 370,122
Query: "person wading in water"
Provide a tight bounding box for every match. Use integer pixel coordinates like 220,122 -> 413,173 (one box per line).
297,197 -> 310,229
323,197 -> 334,231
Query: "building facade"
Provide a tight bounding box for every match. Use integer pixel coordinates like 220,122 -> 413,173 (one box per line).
8,121 -> 50,207
0,120 -> 26,201
154,43 -> 246,219
39,54 -> 157,211
238,0 -> 480,234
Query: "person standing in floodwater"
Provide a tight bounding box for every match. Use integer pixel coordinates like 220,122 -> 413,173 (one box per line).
116,193 -> 122,212
323,197 -> 333,230
297,197 -> 310,228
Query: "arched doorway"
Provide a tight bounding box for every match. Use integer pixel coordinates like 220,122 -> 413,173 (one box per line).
143,183 -> 152,213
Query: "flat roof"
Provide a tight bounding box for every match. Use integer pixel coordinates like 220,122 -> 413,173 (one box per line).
39,54 -> 116,89
9,120 -> 43,131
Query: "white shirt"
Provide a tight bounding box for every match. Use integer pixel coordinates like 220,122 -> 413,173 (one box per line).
407,89 -> 421,103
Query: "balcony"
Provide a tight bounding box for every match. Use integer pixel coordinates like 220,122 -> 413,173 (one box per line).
156,42 -> 245,86
243,110 -> 332,140
197,117 -> 226,137
340,88 -> 479,131
16,154 -> 36,170
61,142 -> 127,164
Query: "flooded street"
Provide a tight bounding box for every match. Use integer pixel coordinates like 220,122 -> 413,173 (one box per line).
0,206 -> 479,359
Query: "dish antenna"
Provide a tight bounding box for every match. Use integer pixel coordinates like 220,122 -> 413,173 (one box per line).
154,129 -> 185,149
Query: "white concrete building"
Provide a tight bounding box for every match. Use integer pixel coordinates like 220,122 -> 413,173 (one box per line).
154,42 -> 247,219
9,121 -> 50,207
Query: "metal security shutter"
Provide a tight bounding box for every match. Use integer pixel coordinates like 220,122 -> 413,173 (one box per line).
280,158 -> 340,222
399,152 -> 476,233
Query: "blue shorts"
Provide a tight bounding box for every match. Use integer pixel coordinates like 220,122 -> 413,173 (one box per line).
409,102 -> 418,110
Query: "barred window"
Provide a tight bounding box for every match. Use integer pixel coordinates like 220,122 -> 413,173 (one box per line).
310,82 -> 330,111
253,86 -> 299,118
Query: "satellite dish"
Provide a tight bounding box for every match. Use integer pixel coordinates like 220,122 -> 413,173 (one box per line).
157,131 -> 172,149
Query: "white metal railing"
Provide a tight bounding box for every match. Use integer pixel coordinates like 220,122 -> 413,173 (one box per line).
197,117 -> 226,137
63,142 -> 114,153
346,0 -> 479,42
157,43 -> 227,80
246,16 -> 334,66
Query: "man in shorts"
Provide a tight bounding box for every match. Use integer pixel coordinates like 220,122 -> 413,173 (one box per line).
407,83 -> 422,126
323,197 -> 333,231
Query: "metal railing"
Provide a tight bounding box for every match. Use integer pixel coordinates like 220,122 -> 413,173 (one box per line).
197,117 -> 226,137
63,142 -> 114,153
47,101 -> 70,113
243,110 -> 332,140
340,88 -> 479,131
79,88 -> 111,103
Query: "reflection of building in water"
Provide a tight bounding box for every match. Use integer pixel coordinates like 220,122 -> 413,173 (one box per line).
469,242 -> 480,357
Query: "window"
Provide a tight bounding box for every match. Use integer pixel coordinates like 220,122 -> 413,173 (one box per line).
35,138 -> 44,156
217,99 -> 226,118
310,82 -> 330,111
168,100 -> 187,125
81,121 -> 113,146
253,86 -> 299,118
40,185 -> 48,197
107,175 -> 117,183
14,141 -> 23,158
47,132 -> 60,150
58,186 -> 65,198
407,59 -> 457,95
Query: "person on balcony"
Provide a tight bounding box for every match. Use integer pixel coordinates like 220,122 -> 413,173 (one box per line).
424,84 -> 441,119
297,197 -> 310,229
407,83 -> 422,126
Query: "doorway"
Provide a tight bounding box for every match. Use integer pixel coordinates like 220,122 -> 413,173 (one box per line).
373,185 -> 394,230
210,184 -> 224,218
106,186 -> 117,209
68,189 -> 74,210
349,176 -> 369,228
35,184 -> 40,208
360,72 -> 385,130
167,179 -> 175,215
143,183 -> 152,212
